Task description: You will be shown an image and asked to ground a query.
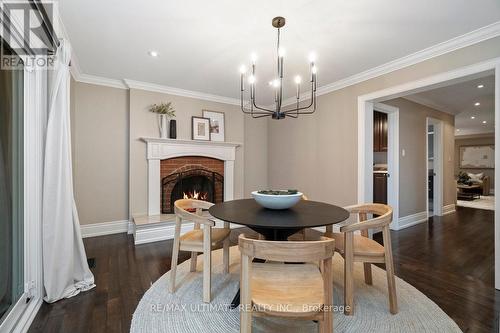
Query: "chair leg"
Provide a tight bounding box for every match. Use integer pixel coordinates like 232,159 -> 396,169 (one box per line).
344,232 -> 355,316
240,254 -> 252,333
382,226 -> 398,314
363,263 -> 373,285
203,226 -> 212,303
169,217 -> 182,293
223,238 -> 230,274
190,252 -> 198,272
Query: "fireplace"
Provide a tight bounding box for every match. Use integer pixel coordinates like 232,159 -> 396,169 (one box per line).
160,156 -> 224,214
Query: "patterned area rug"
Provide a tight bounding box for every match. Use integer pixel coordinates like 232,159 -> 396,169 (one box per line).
457,195 -> 494,211
131,246 -> 461,333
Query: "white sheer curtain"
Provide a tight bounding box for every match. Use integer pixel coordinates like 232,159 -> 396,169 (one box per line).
42,39 -> 95,303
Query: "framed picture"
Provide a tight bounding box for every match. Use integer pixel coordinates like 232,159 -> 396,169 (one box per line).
203,110 -> 225,142
460,145 -> 495,169
191,116 -> 211,141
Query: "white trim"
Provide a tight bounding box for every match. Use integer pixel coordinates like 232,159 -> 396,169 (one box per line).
73,73 -> 127,90
132,219 -> 240,245
394,211 -> 428,230
80,220 -> 131,238
426,118 -> 444,217
124,79 -> 241,105
442,204 -> 456,215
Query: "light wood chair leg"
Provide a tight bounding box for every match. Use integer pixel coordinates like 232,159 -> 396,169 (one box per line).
322,257 -> 333,333
240,254 -> 252,333
382,226 -> 398,314
169,217 -> 182,293
363,263 -> 373,285
190,252 -> 198,272
223,238 -> 230,274
203,225 -> 212,303
344,232 -> 355,316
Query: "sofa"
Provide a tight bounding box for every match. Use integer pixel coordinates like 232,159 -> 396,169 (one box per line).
466,172 -> 491,196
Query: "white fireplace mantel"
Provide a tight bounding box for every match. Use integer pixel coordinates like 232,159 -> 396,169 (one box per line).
141,137 -> 242,216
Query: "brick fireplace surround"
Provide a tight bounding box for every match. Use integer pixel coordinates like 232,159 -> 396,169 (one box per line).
160,156 -> 224,213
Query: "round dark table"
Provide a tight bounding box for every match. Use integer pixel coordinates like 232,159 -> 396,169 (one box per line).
209,198 -> 349,308
209,198 -> 350,240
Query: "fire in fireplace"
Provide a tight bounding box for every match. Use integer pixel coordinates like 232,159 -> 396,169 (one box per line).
161,168 -> 224,214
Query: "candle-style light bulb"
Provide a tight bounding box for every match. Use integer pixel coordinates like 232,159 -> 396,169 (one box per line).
239,65 -> 247,74
278,47 -> 286,58
248,75 -> 256,84
308,52 -> 316,63
294,75 -> 302,84
311,66 -> 317,74
250,52 -> 257,65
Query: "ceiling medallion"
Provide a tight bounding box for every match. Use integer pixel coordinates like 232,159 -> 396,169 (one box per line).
239,16 -> 317,119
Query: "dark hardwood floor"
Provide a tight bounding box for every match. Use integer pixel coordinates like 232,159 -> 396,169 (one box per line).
29,207 -> 499,333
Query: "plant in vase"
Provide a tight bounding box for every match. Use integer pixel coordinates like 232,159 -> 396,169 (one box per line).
149,102 -> 176,139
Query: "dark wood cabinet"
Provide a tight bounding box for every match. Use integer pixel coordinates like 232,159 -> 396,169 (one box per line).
373,173 -> 388,204
373,111 -> 388,152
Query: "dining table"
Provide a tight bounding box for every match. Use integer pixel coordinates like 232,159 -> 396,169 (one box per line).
208,198 -> 350,308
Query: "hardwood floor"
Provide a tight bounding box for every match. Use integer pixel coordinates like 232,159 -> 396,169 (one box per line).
29,207 -> 499,333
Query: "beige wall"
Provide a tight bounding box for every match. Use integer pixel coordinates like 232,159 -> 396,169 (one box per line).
455,134 -> 495,190
71,83 -> 268,224
268,36 -> 500,217
384,98 -> 455,216
71,81 -> 129,224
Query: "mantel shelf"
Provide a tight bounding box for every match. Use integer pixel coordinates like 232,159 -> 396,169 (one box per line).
140,137 -> 242,148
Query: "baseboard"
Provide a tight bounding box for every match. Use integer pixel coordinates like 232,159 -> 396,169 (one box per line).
133,220 -> 239,245
80,220 -> 131,238
393,211 -> 428,230
442,204 -> 456,215
18,298 -> 43,333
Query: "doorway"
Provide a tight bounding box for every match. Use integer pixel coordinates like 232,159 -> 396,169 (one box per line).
426,118 -> 444,217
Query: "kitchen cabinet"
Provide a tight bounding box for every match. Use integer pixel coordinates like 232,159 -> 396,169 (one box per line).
373,172 -> 388,204
373,111 -> 388,152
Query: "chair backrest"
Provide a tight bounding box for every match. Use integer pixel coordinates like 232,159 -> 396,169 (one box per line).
174,199 -> 215,226
238,234 -> 335,262
340,203 -> 393,233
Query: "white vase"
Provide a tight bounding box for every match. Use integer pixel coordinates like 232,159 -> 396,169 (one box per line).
159,114 -> 168,139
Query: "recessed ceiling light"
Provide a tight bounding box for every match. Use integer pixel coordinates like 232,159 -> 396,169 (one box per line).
477,84 -> 484,88
148,50 -> 159,57
482,120 -> 487,124
471,116 -> 475,119
474,102 -> 481,106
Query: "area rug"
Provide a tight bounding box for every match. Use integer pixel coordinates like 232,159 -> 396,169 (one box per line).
131,246 -> 461,333
457,195 -> 494,211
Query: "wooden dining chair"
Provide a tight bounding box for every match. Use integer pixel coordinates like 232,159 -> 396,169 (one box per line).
169,199 -> 231,303
325,203 -> 397,315
238,234 -> 335,333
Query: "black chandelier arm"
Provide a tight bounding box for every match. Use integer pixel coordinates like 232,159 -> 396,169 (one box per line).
283,80 -> 316,114
241,90 -> 274,115
251,96 -> 275,113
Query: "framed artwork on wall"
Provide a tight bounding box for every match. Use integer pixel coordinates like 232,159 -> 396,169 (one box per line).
191,116 -> 211,141
202,110 -> 225,142
460,144 -> 495,169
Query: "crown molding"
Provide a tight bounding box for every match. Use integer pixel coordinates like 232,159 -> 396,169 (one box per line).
281,20 -> 500,107
123,79 -> 240,105
68,20 -> 500,106
403,95 -> 458,115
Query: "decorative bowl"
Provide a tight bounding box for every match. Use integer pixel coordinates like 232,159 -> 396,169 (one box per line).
251,190 -> 303,210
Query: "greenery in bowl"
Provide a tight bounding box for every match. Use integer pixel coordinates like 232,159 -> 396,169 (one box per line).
257,189 -> 299,195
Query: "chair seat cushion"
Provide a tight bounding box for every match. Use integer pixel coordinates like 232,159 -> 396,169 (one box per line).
251,263 -> 324,317
326,232 -> 385,257
180,228 -> 230,246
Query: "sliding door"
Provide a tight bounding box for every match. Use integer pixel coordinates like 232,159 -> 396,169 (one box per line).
0,37 -> 24,325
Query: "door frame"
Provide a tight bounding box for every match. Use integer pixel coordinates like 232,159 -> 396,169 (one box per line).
426,117 -> 444,217
373,103 -> 400,228
357,56 -> 500,289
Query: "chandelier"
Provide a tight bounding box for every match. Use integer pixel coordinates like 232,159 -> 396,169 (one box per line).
239,16 -> 317,120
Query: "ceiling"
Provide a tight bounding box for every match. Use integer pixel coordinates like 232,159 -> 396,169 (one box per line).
59,0 -> 500,102
405,74 -> 495,136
